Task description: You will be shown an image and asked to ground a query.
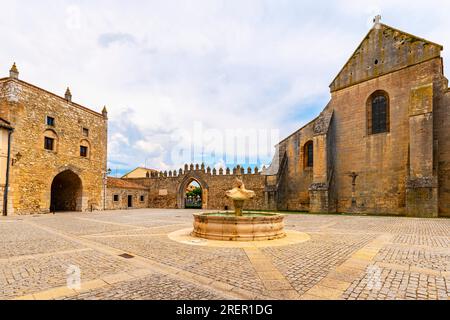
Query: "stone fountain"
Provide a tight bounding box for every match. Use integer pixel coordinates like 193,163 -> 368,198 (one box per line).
192,178 -> 286,241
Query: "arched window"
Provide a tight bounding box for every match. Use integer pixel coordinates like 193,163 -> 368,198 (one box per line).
368,91 -> 390,135
43,129 -> 58,152
80,139 -> 91,159
304,141 -> 314,168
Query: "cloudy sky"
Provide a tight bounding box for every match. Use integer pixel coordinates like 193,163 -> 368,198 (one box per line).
1,0 -> 449,176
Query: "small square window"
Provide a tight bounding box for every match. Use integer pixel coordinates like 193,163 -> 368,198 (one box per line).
44,137 -> 54,151
140,195 -> 145,202
46,116 -> 55,126
82,128 -> 89,137
113,195 -> 119,202
80,146 -> 88,157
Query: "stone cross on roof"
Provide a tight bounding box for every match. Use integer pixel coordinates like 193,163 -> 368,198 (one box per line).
373,15 -> 382,25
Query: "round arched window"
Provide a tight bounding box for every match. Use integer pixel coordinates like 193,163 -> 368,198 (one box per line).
368,91 -> 390,135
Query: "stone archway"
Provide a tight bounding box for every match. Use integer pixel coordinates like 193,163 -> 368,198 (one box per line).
177,174 -> 209,209
50,170 -> 83,212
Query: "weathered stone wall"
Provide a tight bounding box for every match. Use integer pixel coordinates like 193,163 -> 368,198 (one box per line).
0,78 -> 107,214
106,187 -> 148,210
435,81 -> 450,217
125,165 -> 269,211
273,23 -> 448,217
276,121 -> 315,211
329,58 -> 443,215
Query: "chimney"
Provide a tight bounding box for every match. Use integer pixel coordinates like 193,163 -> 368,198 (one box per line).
65,87 -> 72,102
9,63 -> 19,79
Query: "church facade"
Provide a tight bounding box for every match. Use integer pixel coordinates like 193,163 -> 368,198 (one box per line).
271,21 -> 450,217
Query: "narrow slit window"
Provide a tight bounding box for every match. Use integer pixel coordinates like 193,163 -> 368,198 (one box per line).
304,141 -> 314,168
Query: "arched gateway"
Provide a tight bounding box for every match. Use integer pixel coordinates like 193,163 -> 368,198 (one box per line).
177,174 -> 208,209
50,170 -> 83,212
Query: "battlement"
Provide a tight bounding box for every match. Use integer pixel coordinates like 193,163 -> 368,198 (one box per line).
147,163 -> 265,179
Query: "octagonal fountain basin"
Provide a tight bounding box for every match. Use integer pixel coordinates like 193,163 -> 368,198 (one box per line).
192,212 -> 286,241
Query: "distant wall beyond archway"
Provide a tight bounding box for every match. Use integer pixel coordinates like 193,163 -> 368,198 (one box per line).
50,170 -> 83,212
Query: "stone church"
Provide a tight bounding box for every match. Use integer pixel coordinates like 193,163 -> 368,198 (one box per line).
0,65 -> 108,215
272,19 -> 450,218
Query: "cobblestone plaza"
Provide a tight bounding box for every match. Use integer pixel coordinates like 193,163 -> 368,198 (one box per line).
1,209 -> 448,300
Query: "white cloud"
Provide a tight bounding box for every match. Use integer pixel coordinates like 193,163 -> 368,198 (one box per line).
134,140 -> 164,157
1,0 -> 449,172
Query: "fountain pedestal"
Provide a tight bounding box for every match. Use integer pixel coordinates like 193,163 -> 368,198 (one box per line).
192,212 -> 286,241
233,199 -> 244,216
191,178 -> 286,242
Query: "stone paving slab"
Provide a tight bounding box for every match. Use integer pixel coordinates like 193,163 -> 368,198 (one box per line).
0,209 -> 449,300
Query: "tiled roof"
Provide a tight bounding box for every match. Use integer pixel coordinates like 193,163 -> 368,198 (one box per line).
107,177 -> 148,190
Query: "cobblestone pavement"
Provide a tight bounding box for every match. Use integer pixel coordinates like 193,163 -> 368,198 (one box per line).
0,209 -> 449,300
61,273 -> 229,300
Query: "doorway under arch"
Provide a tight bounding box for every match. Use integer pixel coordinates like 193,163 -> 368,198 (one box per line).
177,176 -> 208,209
50,170 -> 83,212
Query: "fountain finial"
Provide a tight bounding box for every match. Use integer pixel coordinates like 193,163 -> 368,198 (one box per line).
226,178 -> 255,216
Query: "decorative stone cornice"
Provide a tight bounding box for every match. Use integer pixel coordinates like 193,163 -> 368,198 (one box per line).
309,182 -> 329,191
406,176 -> 437,189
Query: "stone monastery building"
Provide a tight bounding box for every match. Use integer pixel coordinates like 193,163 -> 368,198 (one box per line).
1,20 -> 450,218
0,65 -> 108,215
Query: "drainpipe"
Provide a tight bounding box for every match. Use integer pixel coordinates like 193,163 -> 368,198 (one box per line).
3,129 -> 13,216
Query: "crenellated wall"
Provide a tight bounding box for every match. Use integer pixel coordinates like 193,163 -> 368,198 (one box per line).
124,164 -> 275,211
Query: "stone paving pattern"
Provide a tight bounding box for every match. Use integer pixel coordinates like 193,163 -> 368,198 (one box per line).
0,209 -> 449,300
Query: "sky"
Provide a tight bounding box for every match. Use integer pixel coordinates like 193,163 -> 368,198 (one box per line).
1,0 -> 449,176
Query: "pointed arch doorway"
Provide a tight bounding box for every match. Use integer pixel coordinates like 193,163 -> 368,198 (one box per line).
177,175 -> 208,209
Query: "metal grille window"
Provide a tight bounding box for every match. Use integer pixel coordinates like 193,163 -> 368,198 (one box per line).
44,137 -> 54,151
368,92 -> 390,135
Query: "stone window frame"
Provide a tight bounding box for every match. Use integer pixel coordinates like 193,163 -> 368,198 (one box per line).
113,194 -> 119,202
82,127 -> 89,137
367,90 -> 390,135
43,129 -> 58,153
140,194 -> 145,202
46,115 -> 55,127
303,140 -> 314,169
79,139 -> 91,159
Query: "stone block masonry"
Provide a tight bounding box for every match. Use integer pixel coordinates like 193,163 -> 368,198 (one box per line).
124,164 -> 273,211
0,65 -> 108,215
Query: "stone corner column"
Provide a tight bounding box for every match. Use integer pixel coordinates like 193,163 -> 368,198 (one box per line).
308,132 -> 332,213
309,182 -> 330,213
406,83 -> 438,218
